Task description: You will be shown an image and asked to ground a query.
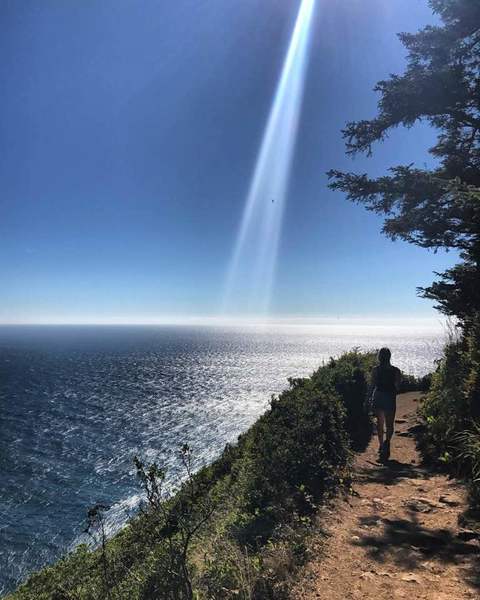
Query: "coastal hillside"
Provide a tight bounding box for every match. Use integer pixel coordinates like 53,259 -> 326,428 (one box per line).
8,342 -> 479,600
7,351 -> 378,599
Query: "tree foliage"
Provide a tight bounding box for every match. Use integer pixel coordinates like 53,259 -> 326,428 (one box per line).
328,0 -> 480,325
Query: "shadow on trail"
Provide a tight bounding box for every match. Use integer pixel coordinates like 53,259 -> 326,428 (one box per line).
356,459 -> 428,486
355,509 -> 480,588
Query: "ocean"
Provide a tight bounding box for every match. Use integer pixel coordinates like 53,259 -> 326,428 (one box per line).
0,322 -> 444,595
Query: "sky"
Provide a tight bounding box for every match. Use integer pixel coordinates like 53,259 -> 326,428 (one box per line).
0,0 -> 457,324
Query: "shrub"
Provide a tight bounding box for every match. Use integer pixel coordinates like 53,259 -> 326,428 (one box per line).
420,340 -> 472,461
420,319 -> 480,508
227,376 -> 351,546
454,424 -> 480,506
398,372 -> 432,393
314,350 -> 376,451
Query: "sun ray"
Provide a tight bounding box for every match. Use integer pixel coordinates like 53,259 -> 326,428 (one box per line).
223,0 -> 316,316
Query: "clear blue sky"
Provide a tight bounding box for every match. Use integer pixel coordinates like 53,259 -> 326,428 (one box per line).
0,0 -> 455,324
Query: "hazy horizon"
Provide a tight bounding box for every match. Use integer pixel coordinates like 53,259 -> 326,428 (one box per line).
0,314 -> 451,336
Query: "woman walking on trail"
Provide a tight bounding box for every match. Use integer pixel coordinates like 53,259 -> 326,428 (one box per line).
371,347 -> 401,462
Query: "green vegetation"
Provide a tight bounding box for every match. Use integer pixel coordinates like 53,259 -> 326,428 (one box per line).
7,351 -> 378,600
329,0 -> 480,507
420,322 -> 480,503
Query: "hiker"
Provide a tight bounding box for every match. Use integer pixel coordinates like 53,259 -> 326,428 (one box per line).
371,347 -> 401,461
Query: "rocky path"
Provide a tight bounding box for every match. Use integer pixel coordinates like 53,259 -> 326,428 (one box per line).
291,392 -> 480,600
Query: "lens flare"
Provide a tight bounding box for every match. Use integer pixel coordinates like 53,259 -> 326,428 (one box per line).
223,0 -> 316,316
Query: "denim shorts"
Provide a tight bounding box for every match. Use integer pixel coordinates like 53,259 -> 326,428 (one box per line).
372,389 -> 396,412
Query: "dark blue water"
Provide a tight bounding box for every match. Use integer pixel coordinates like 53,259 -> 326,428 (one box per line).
0,324 -> 442,595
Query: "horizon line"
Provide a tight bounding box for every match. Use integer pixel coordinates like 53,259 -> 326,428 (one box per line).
0,314 -> 451,329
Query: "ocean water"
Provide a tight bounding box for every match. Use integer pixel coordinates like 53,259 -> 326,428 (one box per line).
0,323 -> 444,595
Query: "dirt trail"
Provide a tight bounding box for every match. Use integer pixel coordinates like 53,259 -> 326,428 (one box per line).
291,392 -> 480,600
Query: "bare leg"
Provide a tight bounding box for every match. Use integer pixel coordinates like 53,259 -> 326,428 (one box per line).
375,410 -> 385,449
385,410 -> 395,443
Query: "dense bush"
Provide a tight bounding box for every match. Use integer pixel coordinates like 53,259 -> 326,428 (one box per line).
420,340 -> 470,459
312,350 -> 376,451
6,351 -> 377,600
454,424 -> 480,506
227,375 -> 351,545
420,321 -> 480,506
398,372 -> 432,394
198,373 -> 352,598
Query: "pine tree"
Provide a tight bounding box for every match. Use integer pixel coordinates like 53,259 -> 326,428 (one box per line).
328,0 -> 480,326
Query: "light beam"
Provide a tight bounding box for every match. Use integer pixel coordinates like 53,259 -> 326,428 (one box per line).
223,0 -> 316,316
